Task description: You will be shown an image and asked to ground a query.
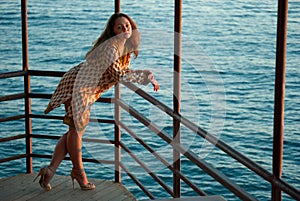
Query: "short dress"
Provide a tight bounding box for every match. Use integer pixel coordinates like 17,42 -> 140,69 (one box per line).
44,40 -> 155,131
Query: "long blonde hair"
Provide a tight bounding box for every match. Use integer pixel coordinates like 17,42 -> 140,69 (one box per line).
85,13 -> 140,60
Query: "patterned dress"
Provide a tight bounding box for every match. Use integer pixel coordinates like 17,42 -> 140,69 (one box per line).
44,40 -> 156,131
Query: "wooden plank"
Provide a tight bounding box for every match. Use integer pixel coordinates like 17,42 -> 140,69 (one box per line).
87,180 -> 119,200
0,174 -> 33,200
0,174 -> 226,201
0,174 -> 137,201
91,182 -> 119,199
29,176 -> 74,201
1,173 -> 46,200
67,180 -> 115,201
105,185 -> 136,201
91,182 -> 130,200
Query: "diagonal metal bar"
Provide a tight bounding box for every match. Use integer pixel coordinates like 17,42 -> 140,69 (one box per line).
120,142 -> 175,197
120,121 -> 207,196
117,98 -> 258,201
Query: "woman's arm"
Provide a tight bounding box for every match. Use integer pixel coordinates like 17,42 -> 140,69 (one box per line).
103,43 -> 159,91
121,69 -> 160,91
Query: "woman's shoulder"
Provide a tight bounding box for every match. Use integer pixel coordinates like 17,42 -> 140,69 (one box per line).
109,41 -> 121,53
96,40 -> 119,58
63,62 -> 84,76
101,39 -> 119,50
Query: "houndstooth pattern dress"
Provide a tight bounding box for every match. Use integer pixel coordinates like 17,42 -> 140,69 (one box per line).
44,40 -> 155,131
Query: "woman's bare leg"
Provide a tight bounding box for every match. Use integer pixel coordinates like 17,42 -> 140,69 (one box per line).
67,127 -> 89,185
49,132 -> 68,170
42,132 -> 68,185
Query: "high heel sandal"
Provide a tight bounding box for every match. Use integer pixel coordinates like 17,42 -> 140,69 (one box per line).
33,167 -> 54,191
70,168 -> 95,190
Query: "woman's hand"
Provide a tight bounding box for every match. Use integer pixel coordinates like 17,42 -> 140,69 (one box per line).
153,82 -> 160,91
148,72 -> 160,92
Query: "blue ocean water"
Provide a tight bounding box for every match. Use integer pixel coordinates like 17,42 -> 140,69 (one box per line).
0,0 -> 299,200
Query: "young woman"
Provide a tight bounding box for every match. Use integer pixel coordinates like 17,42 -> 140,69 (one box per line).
34,13 -> 160,191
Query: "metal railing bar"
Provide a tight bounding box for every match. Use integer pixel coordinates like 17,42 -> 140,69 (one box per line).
96,97 -> 114,103
21,0 -> 31,172
178,147 -> 258,201
0,93 -> 26,102
272,177 -> 300,201
83,138 -> 114,144
120,121 -> 207,196
173,0 -> 183,197
29,114 -> 64,121
0,154 -> 26,163
0,115 -> 25,123
272,0 -> 288,198
120,141 -> 175,197
123,83 -> 274,184
28,93 -> 114,103
118,100 -> 172,144
0,134 -> 26,143
182,123 -> 300,199
30,134 -> 115,145
89,118 -> 115,124
118,98 -> 258,201
185,122 -> 274,179
30,153 -> 63,160
30,134 -> 60,140
173,170 -> 207,196
29,114 -> 115,125
31,154 -> 114,165
28,70 -> 65,77
120,162 -> 155,200
29,93 -> 52,99
80,157 -> 115,165
0,70 -> 27,79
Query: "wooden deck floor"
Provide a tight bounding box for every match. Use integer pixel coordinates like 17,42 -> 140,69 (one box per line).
0,174 -> 227,201
0,173 -> 136,201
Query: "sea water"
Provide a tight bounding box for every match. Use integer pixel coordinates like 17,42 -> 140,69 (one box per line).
0,0 -> 299,200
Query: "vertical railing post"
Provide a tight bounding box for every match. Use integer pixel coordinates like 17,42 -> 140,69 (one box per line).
21,0 -> 32,173
114,83 -> 121,183
114,0 -> 121,183
173,0 -> 182,198
115,0 -> 121,14
272,0 -> 288,200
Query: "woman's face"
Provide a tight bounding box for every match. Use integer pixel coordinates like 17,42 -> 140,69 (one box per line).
113,16 -> 132,39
